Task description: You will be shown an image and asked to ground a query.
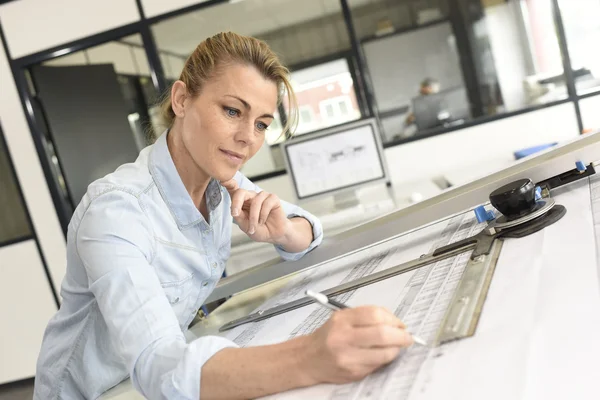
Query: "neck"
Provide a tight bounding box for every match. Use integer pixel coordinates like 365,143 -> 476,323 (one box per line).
167,122 -> 211,209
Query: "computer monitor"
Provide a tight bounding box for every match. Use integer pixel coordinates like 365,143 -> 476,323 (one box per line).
412,86 -> 471,131
282,118 -> 388,208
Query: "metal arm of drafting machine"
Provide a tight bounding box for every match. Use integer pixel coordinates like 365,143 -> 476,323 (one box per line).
206,130 -> 600,303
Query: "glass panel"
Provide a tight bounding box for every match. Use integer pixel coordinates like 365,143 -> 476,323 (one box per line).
150,0 -> 362,177
557,0 -> 600,95
349,0 -> 568,143
151,0 -> 350,69
288,58 -> 361,135
476,0 -> 567,109
580,94 -> 600,134
30,34 -> 160,207
0,127 -> 31,244
348,0 -> 460,142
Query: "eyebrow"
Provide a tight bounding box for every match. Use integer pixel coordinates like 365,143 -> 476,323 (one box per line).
225,95 -> 274,119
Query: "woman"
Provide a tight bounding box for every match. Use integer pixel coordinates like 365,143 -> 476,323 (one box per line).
34,32 -> 413,400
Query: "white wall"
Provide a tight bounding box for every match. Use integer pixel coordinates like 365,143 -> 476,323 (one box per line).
141,0 -> 211,18
0,241 -> 57,383
0,23 -> 66,294
0,0 -> 140,58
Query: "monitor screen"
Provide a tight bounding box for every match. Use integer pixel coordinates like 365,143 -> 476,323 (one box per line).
283,119 -> 386,200
412,86 -> 470,131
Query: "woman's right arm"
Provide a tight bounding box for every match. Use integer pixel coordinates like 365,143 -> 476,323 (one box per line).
77,190 -> 236,399
200,306 -> 413,400
78,190 -> 412,400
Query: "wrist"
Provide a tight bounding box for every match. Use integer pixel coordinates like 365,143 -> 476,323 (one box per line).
273,217 -> 295,247
290,335 -> 321,387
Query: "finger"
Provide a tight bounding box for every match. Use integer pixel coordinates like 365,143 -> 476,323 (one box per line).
337,306 -> 406,329
220,178 -> 239,195
258,194 -> 281,225
248,191 -> 270,234
351,325 -> 414,349
231,189 -> 256,218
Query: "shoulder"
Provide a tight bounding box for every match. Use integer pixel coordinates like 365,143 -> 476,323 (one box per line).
86,146 -> 154,201
69,188 -> 154,260
68,146 -> 161,268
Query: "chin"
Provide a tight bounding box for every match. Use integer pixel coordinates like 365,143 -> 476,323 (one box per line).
212,166 -> 239,182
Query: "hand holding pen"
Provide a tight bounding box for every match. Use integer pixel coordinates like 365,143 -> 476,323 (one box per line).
301,290 -> 418,385
306,290 -> 428,346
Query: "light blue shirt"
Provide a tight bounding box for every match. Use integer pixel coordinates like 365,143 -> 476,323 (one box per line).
34,131 -> 323,399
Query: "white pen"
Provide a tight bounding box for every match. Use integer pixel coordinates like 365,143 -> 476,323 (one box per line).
305,289 -> 428,347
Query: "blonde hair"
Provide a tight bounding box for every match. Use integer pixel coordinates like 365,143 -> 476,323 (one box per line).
159,32 -> 297,139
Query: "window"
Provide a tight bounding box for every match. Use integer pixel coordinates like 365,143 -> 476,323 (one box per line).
557,0 -> 600,95
150,0 -> 359,177
299,107 -> 315,124
288,58 -> 361,135
0,127 -> 31,244
27,34 -> 159,207
319,96 -> 356,124
348,0 -> 462,142
349,0 -> 570,143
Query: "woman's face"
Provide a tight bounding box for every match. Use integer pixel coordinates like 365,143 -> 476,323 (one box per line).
176,63 -> 278,181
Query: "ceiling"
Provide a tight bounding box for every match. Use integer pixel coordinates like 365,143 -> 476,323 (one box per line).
145,0 -> 385,56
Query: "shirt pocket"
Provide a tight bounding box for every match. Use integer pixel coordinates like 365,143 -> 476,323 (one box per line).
160,274 -> 195,328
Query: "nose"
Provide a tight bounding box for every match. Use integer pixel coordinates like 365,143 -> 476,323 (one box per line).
234,121 -> 257,146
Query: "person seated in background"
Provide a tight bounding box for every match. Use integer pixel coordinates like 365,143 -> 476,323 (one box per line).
391,78 -> 441,141
405,77 -> 440,126
33,32 -> 415,400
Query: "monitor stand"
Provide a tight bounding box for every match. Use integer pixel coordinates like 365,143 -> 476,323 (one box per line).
333,190 -> 360,211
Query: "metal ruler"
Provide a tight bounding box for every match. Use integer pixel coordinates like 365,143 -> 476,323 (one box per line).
220,202 -> 566,345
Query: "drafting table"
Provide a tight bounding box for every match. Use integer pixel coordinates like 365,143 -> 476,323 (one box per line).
102,131 -> 600,399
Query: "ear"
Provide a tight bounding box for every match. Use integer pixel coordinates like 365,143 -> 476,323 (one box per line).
171,80 -> 188,118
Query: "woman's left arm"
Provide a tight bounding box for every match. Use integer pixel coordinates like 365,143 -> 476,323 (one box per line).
221,172 -> 324,260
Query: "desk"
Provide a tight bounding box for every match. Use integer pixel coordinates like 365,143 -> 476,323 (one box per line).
103,175 -> 600,400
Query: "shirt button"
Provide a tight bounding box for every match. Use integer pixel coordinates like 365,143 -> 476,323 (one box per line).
174,297 -> 180,303
212,262 -> 218,269
203,281 -> 209,287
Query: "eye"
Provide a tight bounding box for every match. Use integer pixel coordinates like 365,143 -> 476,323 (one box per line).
256,121 -> 269,132
224,107 -> 240,117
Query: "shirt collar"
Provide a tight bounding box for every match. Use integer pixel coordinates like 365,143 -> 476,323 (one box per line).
149,131 -> 222,230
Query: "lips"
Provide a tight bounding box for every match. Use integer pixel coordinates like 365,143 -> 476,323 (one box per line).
220,149 -> 245,165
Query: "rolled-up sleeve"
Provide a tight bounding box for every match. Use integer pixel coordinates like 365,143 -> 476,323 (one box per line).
234,172 -> 324,261
76,190 -> 236,399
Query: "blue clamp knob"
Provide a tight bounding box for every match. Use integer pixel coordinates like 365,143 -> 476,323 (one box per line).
535,186 -> 542,201
474,206 -> 495,223
576,161 -> 586,173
